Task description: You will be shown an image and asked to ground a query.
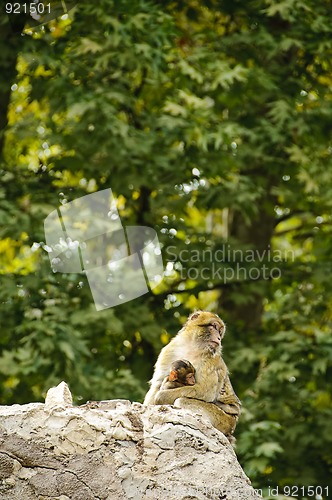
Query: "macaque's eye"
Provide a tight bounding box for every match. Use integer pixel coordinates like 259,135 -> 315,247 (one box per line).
199,322 -> 221,329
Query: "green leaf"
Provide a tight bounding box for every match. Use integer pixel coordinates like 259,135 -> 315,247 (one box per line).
256,442 -> 283,458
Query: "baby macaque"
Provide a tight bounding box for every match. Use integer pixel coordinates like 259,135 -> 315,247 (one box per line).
160,360 -> 196,390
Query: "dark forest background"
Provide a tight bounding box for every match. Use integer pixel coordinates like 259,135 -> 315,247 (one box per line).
1,1 -> 332,497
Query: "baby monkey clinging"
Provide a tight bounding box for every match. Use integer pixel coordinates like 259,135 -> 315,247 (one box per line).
160,359 -> 196,389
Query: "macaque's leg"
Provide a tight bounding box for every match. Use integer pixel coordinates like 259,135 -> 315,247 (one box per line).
174,397 -> 238,437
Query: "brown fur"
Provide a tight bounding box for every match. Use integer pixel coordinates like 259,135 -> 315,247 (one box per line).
143,311 -> 241,438
160,359 -> 196,389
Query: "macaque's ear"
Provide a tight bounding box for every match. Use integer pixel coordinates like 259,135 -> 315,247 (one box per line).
168,370 -> 178,382
188,311 -> 201,321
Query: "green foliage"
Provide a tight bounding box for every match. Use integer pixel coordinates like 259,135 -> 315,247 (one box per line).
1,0 -> 332,495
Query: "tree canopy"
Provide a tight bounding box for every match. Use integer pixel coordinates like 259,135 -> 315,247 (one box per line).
1,0 -> 332,496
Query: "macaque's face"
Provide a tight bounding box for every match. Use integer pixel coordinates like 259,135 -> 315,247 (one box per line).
185,371 -> 196,385
187,311 -> 225,353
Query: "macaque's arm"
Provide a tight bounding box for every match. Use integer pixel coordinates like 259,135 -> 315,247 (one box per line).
155,383 -> 213,405
159,376 -> 170,390
215,375 -> 241,416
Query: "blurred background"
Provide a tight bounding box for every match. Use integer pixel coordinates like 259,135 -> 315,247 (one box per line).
1,0 -> 332,497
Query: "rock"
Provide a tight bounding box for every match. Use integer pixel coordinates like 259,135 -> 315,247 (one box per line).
45,381 -> 73,409
0,385 -> 262,500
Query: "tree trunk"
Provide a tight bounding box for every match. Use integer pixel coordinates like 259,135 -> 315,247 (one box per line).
220,185 -> 276,331
0,16 -> 26,161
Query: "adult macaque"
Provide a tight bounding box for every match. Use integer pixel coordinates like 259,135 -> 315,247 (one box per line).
160,359 -> 196,389
144,311 -> 241,440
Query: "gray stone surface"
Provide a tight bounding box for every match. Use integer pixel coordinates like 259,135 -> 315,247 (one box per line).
0,386 -> 262,500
